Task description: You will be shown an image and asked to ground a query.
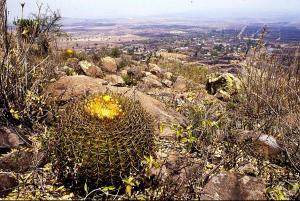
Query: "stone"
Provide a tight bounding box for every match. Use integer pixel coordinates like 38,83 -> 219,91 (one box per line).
143,71 -> 152,77
142,76 -> 163,88
161,79 -> 173,88
0,173 -> 18,198
201,172 -> 266,200
173,76 -> 187,91
255,134 -> 281,158
164,72 -> 173,80
101,57 -> 118,73
151,149 -> 202,197
45,75 -> 187,126
0,127 -> 24,151
78,60 -> 103,78
103,74 -> 125,87
149,64 -> 162,76
0,149 -> 46,173
127,66 -> 145,79
236,130 -> 281,159
147,74 -> 159,80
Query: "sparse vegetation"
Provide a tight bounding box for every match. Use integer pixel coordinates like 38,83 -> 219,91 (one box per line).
159,60 -> 211,84
0,1 -> 300,200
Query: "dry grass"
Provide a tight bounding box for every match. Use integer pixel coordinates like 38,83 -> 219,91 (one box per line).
158,60 -> 211,84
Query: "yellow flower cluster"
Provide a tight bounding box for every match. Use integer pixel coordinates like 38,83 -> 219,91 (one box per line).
84,95 -> 124,120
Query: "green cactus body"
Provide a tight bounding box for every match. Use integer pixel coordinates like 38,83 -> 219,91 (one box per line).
51,94 -> 155,193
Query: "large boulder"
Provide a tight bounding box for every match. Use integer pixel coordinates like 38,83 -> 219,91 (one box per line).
201,172 -> 266,200
45,75 -> 186,126
206,73 -> 241,100
101,57 -> 118,73
78,60 -> 103,78
0,173 -> 18,198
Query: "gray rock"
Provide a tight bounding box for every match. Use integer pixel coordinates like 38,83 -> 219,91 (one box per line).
0,149 -> 46,173
127,66 -> 145,79
256,134 -> 281,158
236,130 -> 281,159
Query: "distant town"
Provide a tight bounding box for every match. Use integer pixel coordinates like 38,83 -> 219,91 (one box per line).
59,18 -> 300,74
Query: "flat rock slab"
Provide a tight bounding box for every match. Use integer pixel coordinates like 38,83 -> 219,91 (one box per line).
201,172 -> 266,200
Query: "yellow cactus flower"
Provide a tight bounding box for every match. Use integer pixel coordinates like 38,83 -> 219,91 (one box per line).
102,95 -> 112,102
84,95 -> 124,120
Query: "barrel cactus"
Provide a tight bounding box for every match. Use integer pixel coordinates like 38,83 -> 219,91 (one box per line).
51,93 -> 155,192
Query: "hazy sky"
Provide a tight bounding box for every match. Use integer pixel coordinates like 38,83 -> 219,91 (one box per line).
8,0 -> 300,20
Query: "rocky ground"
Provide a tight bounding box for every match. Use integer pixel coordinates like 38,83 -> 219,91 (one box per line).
0,54 -> 299,200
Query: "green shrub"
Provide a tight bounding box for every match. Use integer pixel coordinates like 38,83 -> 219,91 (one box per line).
122,75 -> 138,86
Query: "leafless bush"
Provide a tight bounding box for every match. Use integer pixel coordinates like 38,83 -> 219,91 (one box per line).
234,28 -> 300,172
0,0 -> 62,128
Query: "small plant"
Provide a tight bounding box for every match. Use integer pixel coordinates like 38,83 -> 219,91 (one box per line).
122,176 -> 139,197
173,124 -> 197,150
141,155 -> 159,177
122,75 -> 138,86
